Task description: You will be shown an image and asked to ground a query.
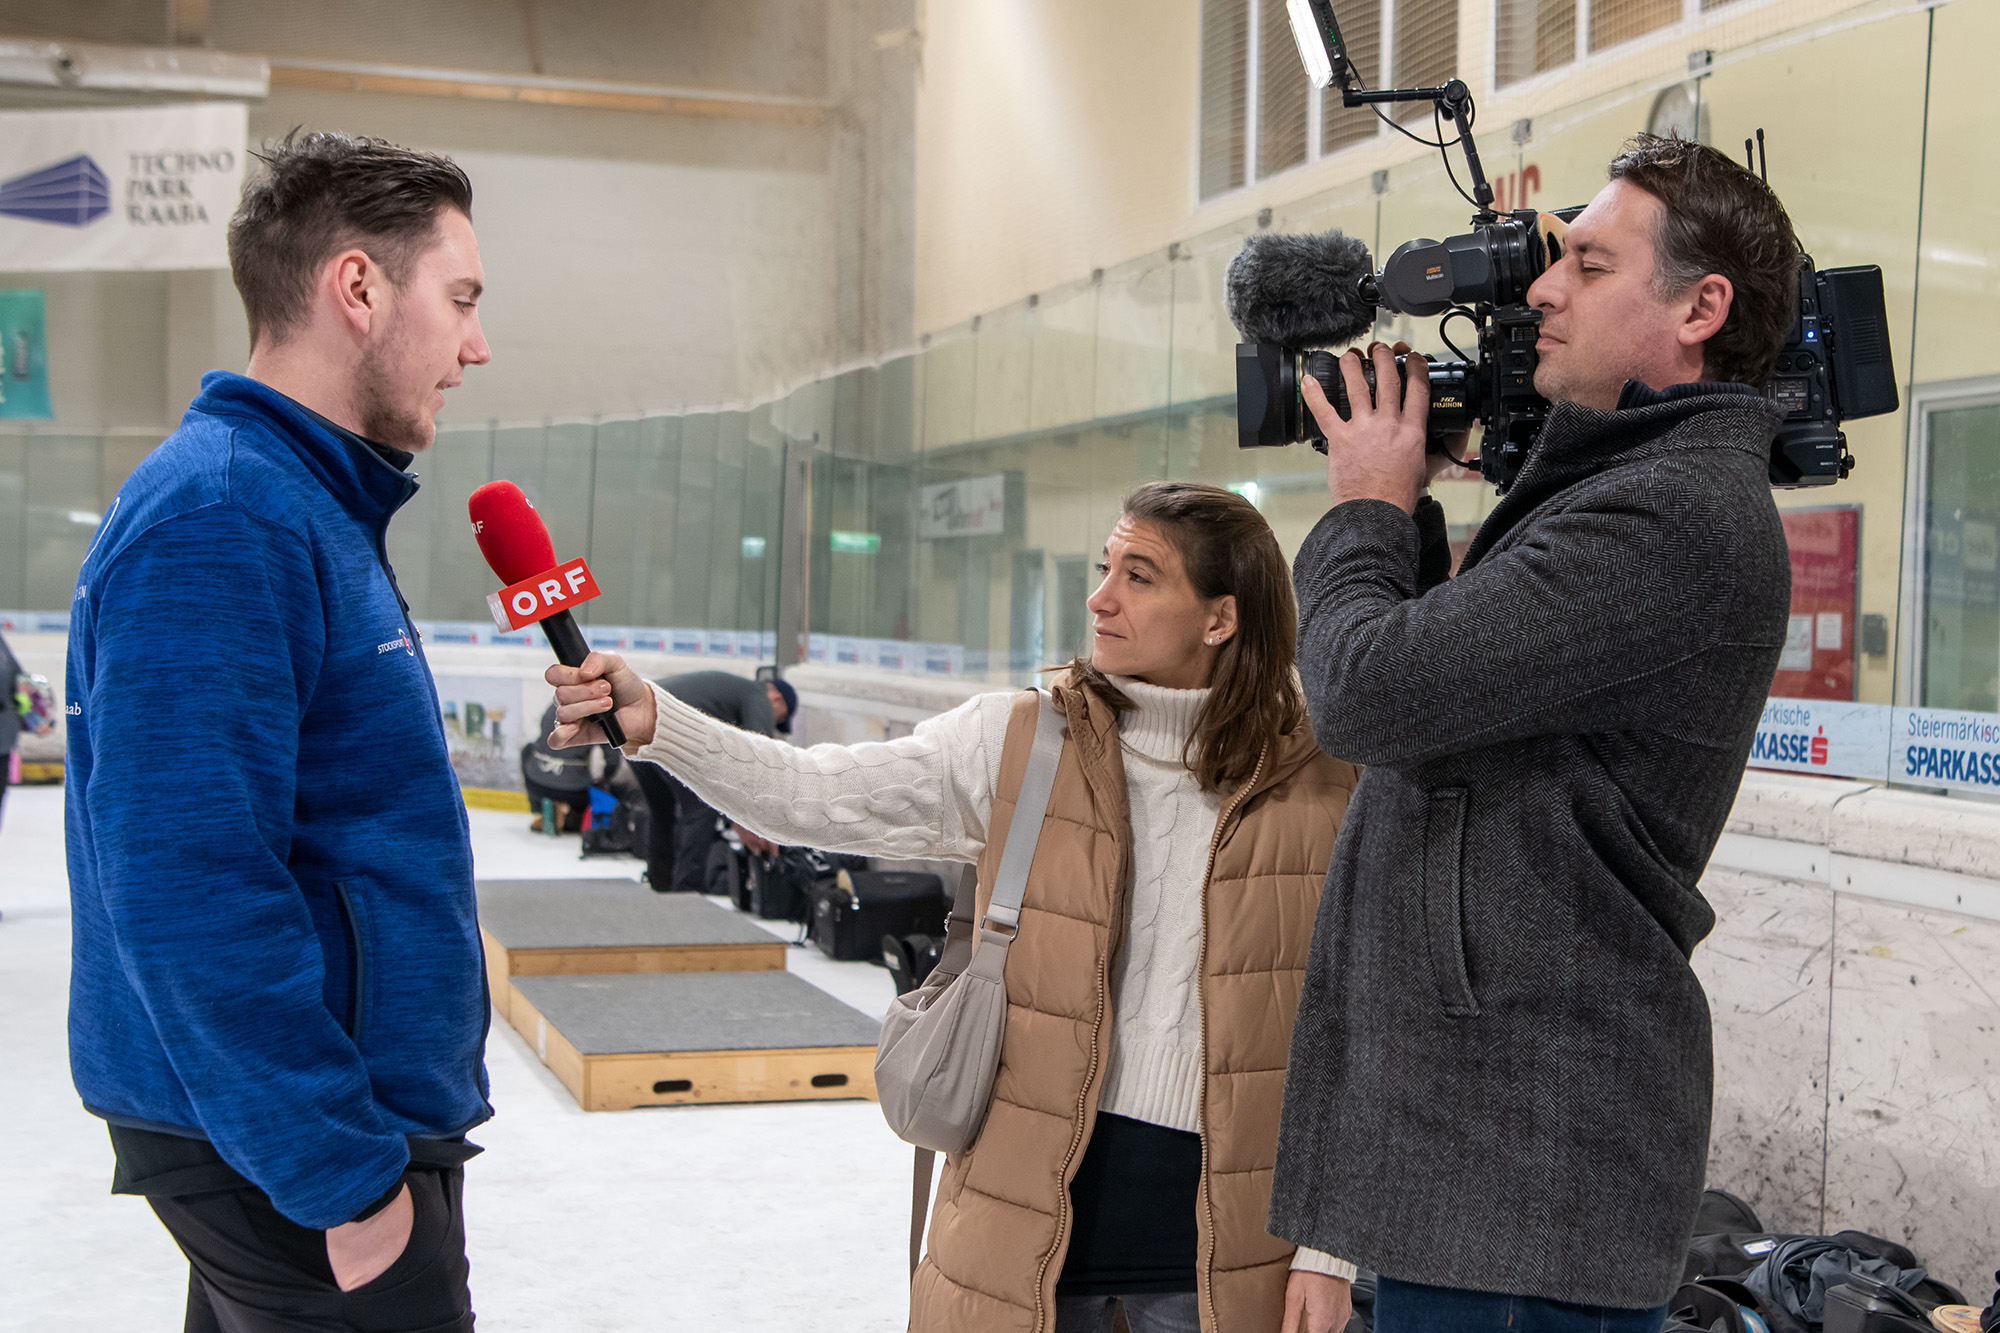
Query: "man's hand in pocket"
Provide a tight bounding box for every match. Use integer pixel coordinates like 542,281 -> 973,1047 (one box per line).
326,1183 -> 413,1292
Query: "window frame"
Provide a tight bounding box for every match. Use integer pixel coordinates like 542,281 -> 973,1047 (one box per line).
1199,0 -> 1417,204
1487,0 -> 1778,97
1897,374 -> 2000,708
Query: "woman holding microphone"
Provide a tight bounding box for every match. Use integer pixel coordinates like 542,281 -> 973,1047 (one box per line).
549,481 -> 1360,1333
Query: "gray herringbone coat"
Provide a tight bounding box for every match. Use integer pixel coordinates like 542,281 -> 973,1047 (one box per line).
1270,388 -> 1791,1308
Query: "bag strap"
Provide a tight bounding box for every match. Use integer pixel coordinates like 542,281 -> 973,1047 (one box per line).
909,1147 -> 935,1276
982,689 -> 1064,937
904,688 -> 1063,1279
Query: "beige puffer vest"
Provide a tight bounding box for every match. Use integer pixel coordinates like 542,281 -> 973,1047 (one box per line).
908,677 -> 1359,1333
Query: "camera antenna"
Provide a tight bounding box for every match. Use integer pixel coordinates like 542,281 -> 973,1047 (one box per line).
1743,129 -> 1768,181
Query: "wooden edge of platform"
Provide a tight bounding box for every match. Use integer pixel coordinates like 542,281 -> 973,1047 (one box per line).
507,990 -> 592,1107
500,942 -> 787,976
479,926 -> 516,1027
501,986 -> 879,1112
579,1045 -> 880,1112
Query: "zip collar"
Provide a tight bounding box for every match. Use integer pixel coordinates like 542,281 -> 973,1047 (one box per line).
1463,386 -> 1783,574
192,371 -> 421,527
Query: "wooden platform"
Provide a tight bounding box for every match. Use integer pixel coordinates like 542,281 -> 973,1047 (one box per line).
477,879 -> 786,1024
509,971 -> 882,1111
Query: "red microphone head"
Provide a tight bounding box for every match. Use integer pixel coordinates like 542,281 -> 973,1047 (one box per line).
468,481 -> 557,585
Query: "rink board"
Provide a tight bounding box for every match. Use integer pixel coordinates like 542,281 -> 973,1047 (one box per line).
508,971 -> 881,1112
477,878 -> 785,1024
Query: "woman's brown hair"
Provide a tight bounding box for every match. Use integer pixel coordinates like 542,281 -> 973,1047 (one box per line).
1062,480 -> 1307,792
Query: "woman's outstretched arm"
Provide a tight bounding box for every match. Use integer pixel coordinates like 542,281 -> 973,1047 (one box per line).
548,652 -> 1011,864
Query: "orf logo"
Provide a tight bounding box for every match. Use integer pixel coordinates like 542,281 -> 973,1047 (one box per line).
486,557 -> 602,632
0,155 -> 112,226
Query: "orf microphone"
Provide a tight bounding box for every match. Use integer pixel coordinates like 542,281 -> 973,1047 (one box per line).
467,480 -> 626,749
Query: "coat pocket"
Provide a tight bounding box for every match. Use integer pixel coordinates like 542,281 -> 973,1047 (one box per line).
333,880 -> 373,1048
1420,789 -> 1479,1018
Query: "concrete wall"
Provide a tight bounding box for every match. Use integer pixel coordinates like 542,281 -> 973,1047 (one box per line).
0,0 -> 917,429
1702,775 -> 2000,1292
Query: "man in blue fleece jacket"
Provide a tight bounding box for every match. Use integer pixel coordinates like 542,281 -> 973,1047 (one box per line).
67,131 -> 492,1331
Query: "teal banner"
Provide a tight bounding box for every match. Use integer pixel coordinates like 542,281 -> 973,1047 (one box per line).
0,289 -> 51,419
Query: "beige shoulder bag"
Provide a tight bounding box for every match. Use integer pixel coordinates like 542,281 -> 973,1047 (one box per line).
874,688 -> 1064,1271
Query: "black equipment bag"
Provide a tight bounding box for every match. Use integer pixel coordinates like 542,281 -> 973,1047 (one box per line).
808,869 -> 946,962
707,836 -> 750,906
1696,1189 -> 1766,1238
1744,1235 -> 1961,1333
580,794 -> 648,858
881,932 -> 944,995
748,847 -> 824,922
1823,1275 -> 1936,1333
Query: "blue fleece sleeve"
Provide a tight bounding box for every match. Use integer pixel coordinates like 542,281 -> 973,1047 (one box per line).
83,506 -> 409,1228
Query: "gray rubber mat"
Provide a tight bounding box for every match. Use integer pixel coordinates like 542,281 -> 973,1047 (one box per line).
476,879 -> 777,950
512,971 -> 882,1054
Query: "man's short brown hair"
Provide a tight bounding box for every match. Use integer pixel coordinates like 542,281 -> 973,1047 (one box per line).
228,130 -> 473,348
1607,133 -> 1800,385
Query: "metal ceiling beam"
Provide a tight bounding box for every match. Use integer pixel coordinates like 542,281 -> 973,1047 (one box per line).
267,59 -> 828,124
0,36 -> 828,125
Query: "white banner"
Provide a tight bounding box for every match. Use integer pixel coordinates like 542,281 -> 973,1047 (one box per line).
919,474 -> 1006,538
1747,697 -> 1891,781
1890,707 -> 2000,794
0,104 -> 246,271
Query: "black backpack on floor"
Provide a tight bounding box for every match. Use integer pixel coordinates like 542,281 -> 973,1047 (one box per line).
808,869 -> 946,961
579,794 -> 649,858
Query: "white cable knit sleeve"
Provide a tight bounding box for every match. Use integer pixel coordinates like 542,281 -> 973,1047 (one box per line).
627,681 -> 1015,864
1289,1248 -> 1359,1281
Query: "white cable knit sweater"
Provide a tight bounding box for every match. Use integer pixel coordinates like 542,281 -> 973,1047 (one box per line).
627,676 -> 1355,1282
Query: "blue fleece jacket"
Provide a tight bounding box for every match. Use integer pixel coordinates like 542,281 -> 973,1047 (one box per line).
66,372 -> 490,1229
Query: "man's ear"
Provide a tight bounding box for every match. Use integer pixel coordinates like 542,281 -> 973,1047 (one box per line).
328,248 -> 380,337
1679,273 -> 1733,357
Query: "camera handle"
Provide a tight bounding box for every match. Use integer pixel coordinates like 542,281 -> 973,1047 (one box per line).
1335,78 -> 1497,220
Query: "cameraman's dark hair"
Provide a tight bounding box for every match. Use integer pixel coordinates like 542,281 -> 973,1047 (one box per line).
228,130 -> 473,349
1607,133 -> 1799,385
1061,480 -> 1306,793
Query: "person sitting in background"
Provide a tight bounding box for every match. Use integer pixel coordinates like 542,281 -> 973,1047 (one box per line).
548,482 -> 1364,1333
1,627 -> 24,833
519,700 -> 623,832
630,670 -> 796,892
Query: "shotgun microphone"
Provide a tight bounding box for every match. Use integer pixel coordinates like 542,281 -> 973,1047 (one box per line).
467,480 -> 626,749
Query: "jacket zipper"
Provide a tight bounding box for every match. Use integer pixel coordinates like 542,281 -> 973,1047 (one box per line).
1029,712 -> 1134,1333
371,506 -> 493,1112
1194,744 -> 1270,1333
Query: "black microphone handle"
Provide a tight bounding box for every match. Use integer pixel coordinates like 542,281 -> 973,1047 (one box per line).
540,609 -> 628,749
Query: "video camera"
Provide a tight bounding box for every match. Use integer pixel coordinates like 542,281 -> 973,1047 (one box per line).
1232,0 -> 1898,492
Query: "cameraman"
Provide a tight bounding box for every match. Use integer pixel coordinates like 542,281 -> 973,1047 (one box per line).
1269,134 -> 1795,1331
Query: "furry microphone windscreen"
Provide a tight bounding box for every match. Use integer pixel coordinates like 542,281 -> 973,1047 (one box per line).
1225,229 -> 1378,347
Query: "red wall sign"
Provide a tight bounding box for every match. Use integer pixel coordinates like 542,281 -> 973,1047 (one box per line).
485,557 -> 602,631
1771,507 -> 1859,701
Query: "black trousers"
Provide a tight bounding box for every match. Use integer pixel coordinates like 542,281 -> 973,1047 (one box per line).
148,1168 -> 473,1333
521,777 -> 586,832
631,762 -> 721,893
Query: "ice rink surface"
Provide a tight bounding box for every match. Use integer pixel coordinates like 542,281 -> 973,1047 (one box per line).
0,784 -> 913,1331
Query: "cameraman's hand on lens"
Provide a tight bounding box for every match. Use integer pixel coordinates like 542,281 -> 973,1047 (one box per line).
1302,340 -> 1430,514
547,651 -> 658,751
